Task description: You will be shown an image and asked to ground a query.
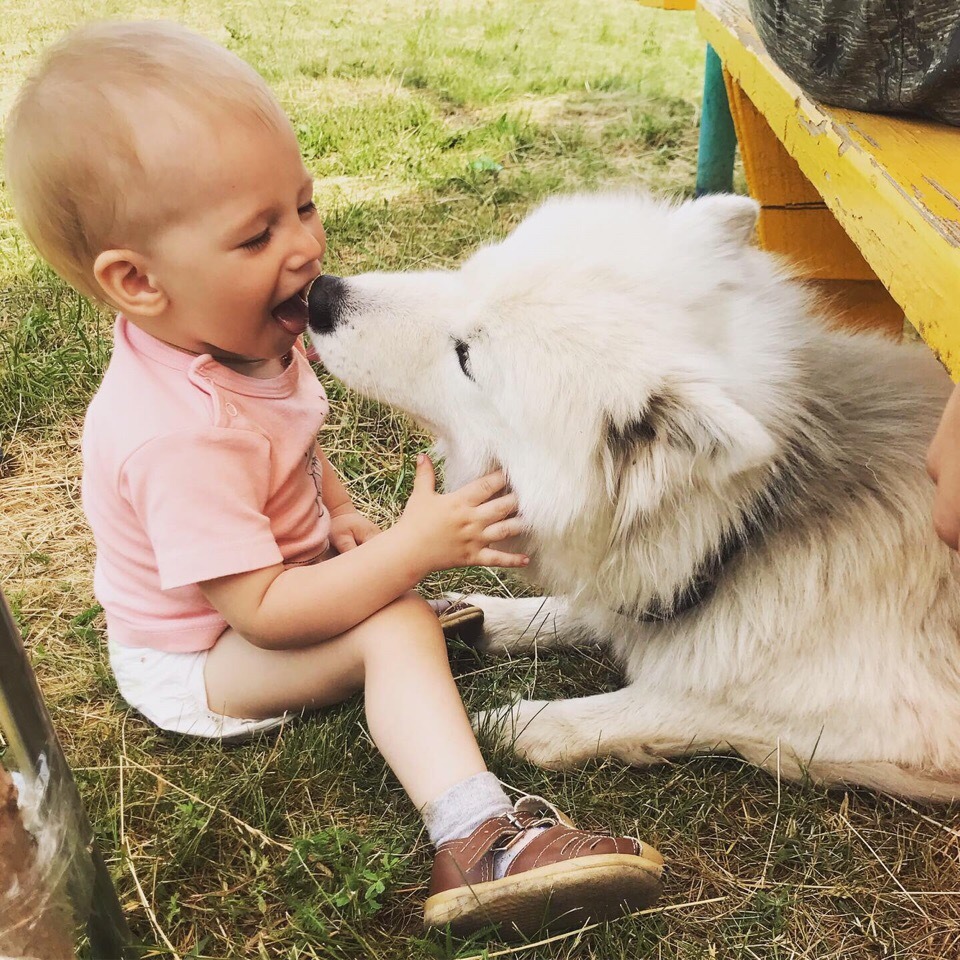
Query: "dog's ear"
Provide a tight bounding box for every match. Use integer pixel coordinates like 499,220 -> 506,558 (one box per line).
601,381 -> 776,538
677,194 -> 760,249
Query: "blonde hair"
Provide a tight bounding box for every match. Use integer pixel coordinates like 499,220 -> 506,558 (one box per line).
4,20 -> 287,302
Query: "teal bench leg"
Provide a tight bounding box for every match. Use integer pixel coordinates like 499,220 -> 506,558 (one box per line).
695,44 -> 737,195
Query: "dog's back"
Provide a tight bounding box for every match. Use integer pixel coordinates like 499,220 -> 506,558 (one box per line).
605,289 -> 960,798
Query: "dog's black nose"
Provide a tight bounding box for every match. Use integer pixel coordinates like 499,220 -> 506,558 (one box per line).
307,274 -> 348,334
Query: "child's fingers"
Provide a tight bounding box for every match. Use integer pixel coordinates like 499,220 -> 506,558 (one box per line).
483,517 -> 526,543
460,469 -> 508,505
476,492 -> 518,523
358,524 -> 382,543
411,454 -> 437,496
476,547 -> 529,569
332,532 -> 360,553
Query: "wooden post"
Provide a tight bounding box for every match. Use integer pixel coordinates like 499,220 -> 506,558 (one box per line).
696,45 -> 737,196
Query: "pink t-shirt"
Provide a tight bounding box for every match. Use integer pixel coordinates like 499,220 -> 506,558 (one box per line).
81,316 -> 332,652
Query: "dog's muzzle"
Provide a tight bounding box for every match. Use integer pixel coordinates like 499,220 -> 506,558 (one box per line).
307,274 -> 348,334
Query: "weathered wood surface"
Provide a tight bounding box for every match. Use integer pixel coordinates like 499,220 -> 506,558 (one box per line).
635,0 -> 696,9
698,0 -> 960,375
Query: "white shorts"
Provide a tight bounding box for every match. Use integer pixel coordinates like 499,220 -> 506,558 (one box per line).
108,640 -> 288,741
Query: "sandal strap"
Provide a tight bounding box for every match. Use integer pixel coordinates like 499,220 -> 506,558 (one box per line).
513,793 -> 577,828
430,796 -> 634,897
502,822 -> 641,877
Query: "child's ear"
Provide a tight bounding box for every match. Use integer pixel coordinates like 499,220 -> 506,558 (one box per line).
92,249 -> 167,316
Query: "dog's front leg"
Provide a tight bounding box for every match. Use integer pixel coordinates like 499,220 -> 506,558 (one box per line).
454,595 -> 597,656
474,686 -> 740,770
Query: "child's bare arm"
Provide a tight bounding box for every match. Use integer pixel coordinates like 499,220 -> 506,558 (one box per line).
199,455 -> 526,648
319,449 -> 383,552
319,448 -> 355,514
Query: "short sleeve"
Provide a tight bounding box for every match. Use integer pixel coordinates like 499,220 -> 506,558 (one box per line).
121,428 -> 284,590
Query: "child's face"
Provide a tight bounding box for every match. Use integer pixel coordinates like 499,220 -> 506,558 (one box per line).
140,112 -> 326,366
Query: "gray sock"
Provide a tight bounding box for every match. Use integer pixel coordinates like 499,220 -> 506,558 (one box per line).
421,772 -> 513,848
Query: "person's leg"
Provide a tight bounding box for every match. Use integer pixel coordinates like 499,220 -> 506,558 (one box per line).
204,592 -> 487,807
203,593 -> 665,938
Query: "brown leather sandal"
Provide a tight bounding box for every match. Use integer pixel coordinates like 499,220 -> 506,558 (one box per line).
423,796 -> 663,938
428,597 -> 485,646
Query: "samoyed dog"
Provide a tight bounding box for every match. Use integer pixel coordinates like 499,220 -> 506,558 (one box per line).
308,192 -> 960,801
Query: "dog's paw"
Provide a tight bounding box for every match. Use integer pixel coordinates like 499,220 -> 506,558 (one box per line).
447,594 -> 553,656
473,699 -> 581,770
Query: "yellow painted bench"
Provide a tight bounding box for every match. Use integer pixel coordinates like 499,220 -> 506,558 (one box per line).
695,0 -> 960,376
636,0 -> 696,9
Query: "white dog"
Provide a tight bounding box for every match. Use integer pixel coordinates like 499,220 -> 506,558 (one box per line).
308,192 -> 960,802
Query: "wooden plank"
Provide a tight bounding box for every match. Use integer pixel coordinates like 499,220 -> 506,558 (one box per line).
697,0 -> 960,376
722,70 -> 820,207
724,70 -> 879,283
759,208 -> 879,282
635,0 -> 696,8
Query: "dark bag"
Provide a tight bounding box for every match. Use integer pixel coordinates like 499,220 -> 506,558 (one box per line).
748,0 -> 960,125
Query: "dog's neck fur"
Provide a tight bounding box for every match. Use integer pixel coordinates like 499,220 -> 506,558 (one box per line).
605,359 -> 910,625
619,466 -> 788,623
601,402 -> 828,625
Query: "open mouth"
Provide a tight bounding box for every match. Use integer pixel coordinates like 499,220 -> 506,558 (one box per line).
271,281 -> 314,336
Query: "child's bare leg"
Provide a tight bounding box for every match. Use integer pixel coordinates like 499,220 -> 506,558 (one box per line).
203,592 -> 486,807
205,592 -> 664,936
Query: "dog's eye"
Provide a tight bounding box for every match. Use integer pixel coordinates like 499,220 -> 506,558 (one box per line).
454,339 -> 473,380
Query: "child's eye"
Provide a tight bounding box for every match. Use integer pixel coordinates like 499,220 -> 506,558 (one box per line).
298,201 -> 317,217
241,228 -> 271,251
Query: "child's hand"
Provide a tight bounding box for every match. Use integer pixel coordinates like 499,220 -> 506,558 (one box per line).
396,454 -> 528,574
928,382 -> 960,550
329,508 -> 382,553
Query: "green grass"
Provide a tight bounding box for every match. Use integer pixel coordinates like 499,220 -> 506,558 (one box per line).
1,1 -> 958,958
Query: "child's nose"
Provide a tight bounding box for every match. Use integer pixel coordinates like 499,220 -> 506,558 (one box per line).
290,222 -> 326,268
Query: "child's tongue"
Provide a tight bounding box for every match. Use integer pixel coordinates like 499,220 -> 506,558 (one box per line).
272,292 -> 308,335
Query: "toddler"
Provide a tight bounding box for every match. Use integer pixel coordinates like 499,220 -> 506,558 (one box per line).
4,21 -> 663,937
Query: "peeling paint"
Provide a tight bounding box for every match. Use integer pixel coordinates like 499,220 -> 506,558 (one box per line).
846,121 -> 881,149
799,116 -> 828,137
924,177 -> 960,216
829,121 -> 862,159
870,159 -> 960,247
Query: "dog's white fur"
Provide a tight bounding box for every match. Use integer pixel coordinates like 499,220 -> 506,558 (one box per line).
311,192 -> 960,801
